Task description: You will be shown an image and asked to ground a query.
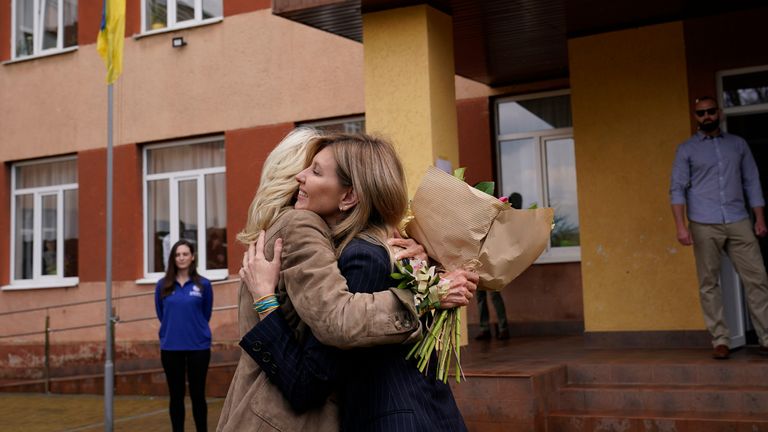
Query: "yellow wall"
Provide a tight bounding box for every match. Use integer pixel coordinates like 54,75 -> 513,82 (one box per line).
569,22 -> 703,331
363,5 -> 459,196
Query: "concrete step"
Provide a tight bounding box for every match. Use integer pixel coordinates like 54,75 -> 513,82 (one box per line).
567,361 -> 768,387
547,410 -> 768,431
555,383 -> 768,415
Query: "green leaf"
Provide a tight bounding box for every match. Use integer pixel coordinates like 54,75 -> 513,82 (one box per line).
397,280 -> 408,290
390,272 -> 404,280
528,202 -> 538,209
453,167 -> 466,181
474,181 -> 495,196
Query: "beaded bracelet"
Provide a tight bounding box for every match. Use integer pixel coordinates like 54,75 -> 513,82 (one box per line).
258,305 -> 279,316
253,295 -> 279,313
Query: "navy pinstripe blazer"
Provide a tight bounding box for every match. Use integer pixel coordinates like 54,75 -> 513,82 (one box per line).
240,238 -> 466,432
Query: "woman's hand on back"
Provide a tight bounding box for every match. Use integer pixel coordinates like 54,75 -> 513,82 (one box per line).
437,268 -> 479,309
240,231 -> 283,301
388,234 -> 428,262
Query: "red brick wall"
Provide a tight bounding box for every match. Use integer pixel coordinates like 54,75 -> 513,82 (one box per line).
112,144 -> 143,281
78,0 -> 103,46
0,0 -> 10,61
457,97 -> 494,187
225,0 -> 272,16
78,149 -> 106,282
224,122 -> 295,274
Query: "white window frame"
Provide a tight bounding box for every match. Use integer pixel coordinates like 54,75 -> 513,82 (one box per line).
717,64 -> 768,119
142,136 -> 227,282
495,89 -> 581,263
5,155 -> 79,290
301,115 -> 366,133
11,0 -> 77,60
140,0 -> 223,35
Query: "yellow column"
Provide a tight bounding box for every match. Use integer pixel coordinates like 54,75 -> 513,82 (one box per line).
363,5 -> 467,345
569,22 -> 701,332
362,5 -> 459,197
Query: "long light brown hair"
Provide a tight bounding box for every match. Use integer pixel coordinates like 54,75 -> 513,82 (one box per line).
307,133 -> 408,257
237,127 -> 322,245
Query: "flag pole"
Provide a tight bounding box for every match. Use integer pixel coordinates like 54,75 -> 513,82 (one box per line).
104,81 -> 115,432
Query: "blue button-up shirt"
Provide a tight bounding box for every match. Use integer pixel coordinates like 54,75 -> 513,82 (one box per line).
670,131 -> 764,224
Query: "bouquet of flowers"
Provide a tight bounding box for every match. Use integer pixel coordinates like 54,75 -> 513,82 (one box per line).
397,166 -> 553,383
406,167 -> 553,291
391,258 -> 462,383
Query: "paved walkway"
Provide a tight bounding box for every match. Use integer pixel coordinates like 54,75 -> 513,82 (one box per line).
0,393 -> 224,432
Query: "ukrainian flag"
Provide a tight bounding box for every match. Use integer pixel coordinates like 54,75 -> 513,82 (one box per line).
97,0 -> 126,84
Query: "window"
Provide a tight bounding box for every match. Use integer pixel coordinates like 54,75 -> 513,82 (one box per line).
301,115 -> 366,133
12,0 -> 77,59
495,91 -> 580,262
143,0 -> 222,33
9,157 -> 78,288
143,136 -> 227,280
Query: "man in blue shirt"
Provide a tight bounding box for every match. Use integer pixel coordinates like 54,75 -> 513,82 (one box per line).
670,96 -> 768,360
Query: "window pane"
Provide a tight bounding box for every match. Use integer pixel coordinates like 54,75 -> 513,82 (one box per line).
722,70 -> 768,108
15,0 -> 34,57
148,179 -> 169,273
179,179 -> 198,248
147,140 -> 225,174
499,138 -> 541,209
546,138 -> 580,248
16,158 -> 77,189
42,0 -> 59,50
41,194 -> 58,276
176,0 -> 194,23
146,0 -> 167,30
14,194 -> 34,280
63,0 -> 77,48
313,119 -> 366,133
64,189 -> 78,277
205,173 -> 227,270
202,0 -> 222,19
498,95 -> 572,135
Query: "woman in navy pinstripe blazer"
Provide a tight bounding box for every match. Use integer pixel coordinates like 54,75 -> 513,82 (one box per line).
241,132 -> 468,431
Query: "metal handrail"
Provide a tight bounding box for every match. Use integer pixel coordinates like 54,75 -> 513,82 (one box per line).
0,278 -> 241,339
0,278 -> 240,317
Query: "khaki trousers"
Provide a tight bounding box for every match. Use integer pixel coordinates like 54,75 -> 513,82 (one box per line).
690,219 -> 768,347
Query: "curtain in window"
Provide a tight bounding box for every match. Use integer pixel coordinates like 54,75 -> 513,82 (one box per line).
16,158 -> 77,188
147,140 -> 225,174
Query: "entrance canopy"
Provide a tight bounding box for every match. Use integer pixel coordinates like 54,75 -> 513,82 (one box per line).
273,0 -> 766,86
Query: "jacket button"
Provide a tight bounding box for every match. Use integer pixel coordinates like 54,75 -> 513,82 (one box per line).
403,320 -> 412,328
262,352 -> 272,363
394,320 -> 402,330
251,341 -> 262,352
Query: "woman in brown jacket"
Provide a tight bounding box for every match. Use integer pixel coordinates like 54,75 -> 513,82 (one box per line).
216,128 -> 476,432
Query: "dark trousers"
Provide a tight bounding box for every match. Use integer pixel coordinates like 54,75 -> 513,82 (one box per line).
477,290 -> 508,332
161,349 -> 210,432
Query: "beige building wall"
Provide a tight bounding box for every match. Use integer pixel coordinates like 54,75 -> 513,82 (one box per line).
0,8 -> 494,163
0,8 -> 497,345
569,22 -> 702,332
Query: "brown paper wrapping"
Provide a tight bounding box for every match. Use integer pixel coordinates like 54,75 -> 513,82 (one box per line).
406,167 -> 554,291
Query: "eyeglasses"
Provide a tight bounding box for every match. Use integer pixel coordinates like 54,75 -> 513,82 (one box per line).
695,108 -> 718,116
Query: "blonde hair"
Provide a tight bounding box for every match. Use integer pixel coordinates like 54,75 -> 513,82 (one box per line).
237,127 -> 322,244
308,133 -> 408,257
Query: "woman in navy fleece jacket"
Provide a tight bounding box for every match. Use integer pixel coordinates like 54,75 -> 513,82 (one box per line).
154,239 -> 213,432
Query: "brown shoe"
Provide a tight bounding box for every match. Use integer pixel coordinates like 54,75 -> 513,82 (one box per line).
474,330 -> 491,341
712,344 -> 730,360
